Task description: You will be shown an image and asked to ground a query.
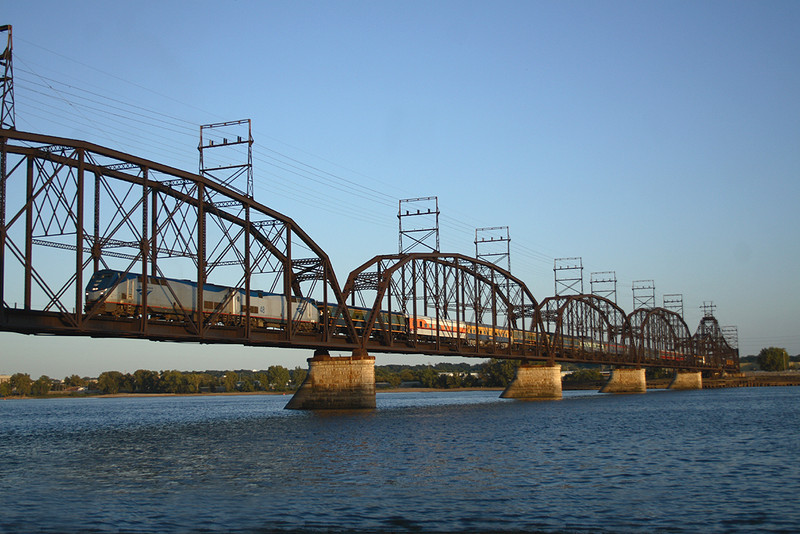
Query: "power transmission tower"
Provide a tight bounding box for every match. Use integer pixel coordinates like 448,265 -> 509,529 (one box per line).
554,257 -> 583,296
1,25 -> 14,129
701,301 -> 716,318
590,271 -> 617,303
198,119 -> 254,201
663,294 -> 684,318
398,197 -> 439,253
475,226 -> 510,271
722,325 -> 738,350
632,280 -> 655,310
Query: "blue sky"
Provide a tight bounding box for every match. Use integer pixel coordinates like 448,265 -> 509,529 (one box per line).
1,1 -> 799,377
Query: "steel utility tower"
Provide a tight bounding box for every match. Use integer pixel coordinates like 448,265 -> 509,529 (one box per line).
663,294 -> 684,318
632,280 -> 656,310
398,196 -> 440,253
554,257 -> 583,296
1,25 -> 14,129
199,119 -> 254,201
475,226 -> 510,272
590,271 -> 617,303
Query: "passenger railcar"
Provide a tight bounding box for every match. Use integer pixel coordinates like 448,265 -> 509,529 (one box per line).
84,270 -> 693,362
85,269 -> 319,330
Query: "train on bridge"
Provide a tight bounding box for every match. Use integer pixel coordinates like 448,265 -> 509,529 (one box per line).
85,270 -> 692,363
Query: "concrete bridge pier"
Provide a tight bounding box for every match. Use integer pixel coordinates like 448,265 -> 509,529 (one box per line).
599,368 -> 646,394
501,364 -> 563,400
284,349 -> 376,410
669,371 -> 703,390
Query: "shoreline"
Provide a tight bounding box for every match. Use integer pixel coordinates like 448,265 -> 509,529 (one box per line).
5,374 -> 799,400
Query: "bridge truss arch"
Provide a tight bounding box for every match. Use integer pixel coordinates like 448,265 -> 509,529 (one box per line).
342,253 -> 544,359
693,315 -> 739,371
0,129 -> 359,348
538,294 -> 633,366
629,307 -> 696,368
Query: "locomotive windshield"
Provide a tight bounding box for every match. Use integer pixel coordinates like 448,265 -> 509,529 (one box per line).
87,270 -> 119,291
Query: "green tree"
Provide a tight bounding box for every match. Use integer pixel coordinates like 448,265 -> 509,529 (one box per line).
399,368 -> 416,383
255,372 -> 269,391
563,368 -> 604,382
0,381 -> 12,397
223,372 -> 239,392
97,371 -> 125,394
31,375 -> 52,396
417,366 -> 439,388
160,370 -> 187,393
64,374 -> 88,388
267,365 -> 291,391
133,369 -> 160,393
479,359 -> 520,387
291,367 -> 307,389
758,347 -> 790,372
185,373 -> 203,393
10,373 -> 33,396
239,375 -> 256,392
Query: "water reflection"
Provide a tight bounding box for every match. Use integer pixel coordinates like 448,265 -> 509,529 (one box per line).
1,388 -> 799,532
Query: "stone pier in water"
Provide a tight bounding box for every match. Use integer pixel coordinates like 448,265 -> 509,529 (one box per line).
501,364 -> 563,400
599,368 -> 646,393
284,349 -> 376,410
669,371 -> 703,390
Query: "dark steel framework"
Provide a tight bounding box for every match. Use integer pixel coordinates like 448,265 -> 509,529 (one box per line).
554,257 -> 583,296
663,293 -> 684,318
343,252 -> 544,359
539,294 -> 631,366
0,129 -> 739,373
695,314 -> 739,369
1,26 -> 13,130
632,279 -> 656,310
0,129 -> 358,350
590,271 -> 617,304
198,119 -> 253,199
398,196 -> 439,254
721,325 -> 738,351
475,226 -> 510,272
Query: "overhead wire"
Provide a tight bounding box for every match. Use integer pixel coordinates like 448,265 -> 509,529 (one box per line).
12,43 -> 565,293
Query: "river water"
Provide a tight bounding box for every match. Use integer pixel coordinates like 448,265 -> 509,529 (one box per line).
1,387 -> 799,533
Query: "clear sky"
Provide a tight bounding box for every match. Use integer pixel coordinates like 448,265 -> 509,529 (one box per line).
1,0 -> 799,378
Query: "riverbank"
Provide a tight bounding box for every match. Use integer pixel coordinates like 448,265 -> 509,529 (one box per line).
4,373 -> 799,400
705,373 -> 800,388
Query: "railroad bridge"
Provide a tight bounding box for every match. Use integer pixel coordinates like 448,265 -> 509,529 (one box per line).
0,129 -> 739,408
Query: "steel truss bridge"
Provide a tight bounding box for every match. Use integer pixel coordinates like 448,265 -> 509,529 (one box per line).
0,129 -> 739,373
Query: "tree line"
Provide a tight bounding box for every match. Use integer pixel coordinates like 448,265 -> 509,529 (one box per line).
0,366 -> 308,397
1,359 -> 601,398
3,347 -> 795,397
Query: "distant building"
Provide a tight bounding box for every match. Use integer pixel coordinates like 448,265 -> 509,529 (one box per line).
0,375 -> 10,384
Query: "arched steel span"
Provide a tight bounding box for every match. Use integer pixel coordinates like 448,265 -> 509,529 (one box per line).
538,294 -> 634,366
342,253 -> 546,359
629,307 -> 697,368
0,129 -> 359,349
1,129 -> 740,373
693,314 -> 739,370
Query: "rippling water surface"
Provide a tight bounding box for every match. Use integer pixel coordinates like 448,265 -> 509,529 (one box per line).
2,387 -> 799,533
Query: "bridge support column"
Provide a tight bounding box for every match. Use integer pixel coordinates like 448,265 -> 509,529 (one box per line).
599,368 -> 646,394
669,371 -> 702,390
284,349 -> 376,410
500,364 -> 562,400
